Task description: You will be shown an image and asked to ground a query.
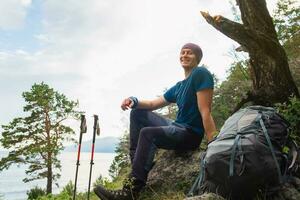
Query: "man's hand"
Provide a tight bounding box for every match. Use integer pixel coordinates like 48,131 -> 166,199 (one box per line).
121,98 -> 134,110
121,96 -> 169,111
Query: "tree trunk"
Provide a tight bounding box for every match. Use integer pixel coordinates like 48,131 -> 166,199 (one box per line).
201,0 -> 299,111
45,111 -> 52,194
47,152 -> 52,194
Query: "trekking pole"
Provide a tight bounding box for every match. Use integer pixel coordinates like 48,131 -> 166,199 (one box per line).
87,115 -> 100,200
73,115 -> 87,200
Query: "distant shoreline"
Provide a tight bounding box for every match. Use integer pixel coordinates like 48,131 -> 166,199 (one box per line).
0,149 -> 117,153
0,136 -> 119,154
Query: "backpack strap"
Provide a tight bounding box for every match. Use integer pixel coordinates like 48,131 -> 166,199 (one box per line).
259,118 -> 283,183
187,153 -> 206,197
187,173 -> 200,197
229,134 -> 242,176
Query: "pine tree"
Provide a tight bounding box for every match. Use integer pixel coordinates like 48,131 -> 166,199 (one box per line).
0,82 -> 81,194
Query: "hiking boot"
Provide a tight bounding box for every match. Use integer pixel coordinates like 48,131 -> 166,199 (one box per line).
94,177 -> 145,200
94,185 -> 138,200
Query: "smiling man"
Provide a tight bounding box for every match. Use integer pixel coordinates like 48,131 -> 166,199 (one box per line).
94,43 -> 217,200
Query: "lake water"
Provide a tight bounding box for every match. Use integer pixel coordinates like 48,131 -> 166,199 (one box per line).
0,151 -> 116,200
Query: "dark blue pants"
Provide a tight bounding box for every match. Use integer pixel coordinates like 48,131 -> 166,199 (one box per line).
129,109 -> 202,183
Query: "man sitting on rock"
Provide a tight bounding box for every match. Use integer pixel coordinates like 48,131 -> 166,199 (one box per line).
94,43 -> 217,200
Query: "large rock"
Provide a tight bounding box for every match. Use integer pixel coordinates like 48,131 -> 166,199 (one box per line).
146,148 -> 300,200
147,148 -> 202,191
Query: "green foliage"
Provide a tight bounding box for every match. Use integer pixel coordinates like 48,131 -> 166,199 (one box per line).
33,190 -> 100,200
157,89 -> 178,120
27,180 -> 101,200
108,133 -> 130,181
273,0 -> 300,91
0,82 -> 81,193
34,175 -> 121,200
93,175 -> 109,187
273,0 -> 300,44
27,186 -> 46,200
61,181 -> 74,197
212,60 -> 252,128
93,175 -> 120,190
276,96 -> 300,144
35,192 -> 70,200
37,181 -> 81,200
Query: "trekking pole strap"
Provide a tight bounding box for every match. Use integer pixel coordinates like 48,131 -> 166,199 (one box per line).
259,119 -> 283,183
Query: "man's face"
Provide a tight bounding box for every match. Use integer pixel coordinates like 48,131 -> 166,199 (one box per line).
180,48 -> 198,69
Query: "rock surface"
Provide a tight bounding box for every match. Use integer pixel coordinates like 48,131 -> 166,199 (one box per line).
184,193 -> 225,200
147,149 -> 201,190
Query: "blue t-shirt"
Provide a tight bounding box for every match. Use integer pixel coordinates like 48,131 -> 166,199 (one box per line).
163,66 -> 214,136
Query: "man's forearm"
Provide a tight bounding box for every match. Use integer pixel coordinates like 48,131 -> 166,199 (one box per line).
202,113 -> 217,142
136,100 -> 154,110
135,96 -> 169,111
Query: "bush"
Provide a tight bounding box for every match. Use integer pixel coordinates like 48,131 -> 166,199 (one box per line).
93,175 -> 119,190
276,96 -> 300,144
27,186 -> 46,200
37,193 -> 70,200
108,133 -> 130,181
61,181 -> 74,197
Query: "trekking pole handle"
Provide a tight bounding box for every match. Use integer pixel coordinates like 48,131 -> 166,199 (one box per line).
80,115 -> 87,133
93,115 -> 100,136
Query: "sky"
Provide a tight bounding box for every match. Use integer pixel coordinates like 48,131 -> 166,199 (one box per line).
0,0 -> 278,143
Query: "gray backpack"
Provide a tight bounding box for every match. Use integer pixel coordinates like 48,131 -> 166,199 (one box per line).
188,106 -> 298,200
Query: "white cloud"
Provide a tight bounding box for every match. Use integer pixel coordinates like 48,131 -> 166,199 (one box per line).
21,0 -> 31,7
0,0 -> 32,30
34,34 -> 51,43
0,51 -> 12,60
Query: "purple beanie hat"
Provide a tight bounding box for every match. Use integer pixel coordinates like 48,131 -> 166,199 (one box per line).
181,43 -> 203,64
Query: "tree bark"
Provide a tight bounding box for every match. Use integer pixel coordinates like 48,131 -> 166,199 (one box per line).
47,152 -> 52,194
45,111 -> 52,194
201,0 -> 299,111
